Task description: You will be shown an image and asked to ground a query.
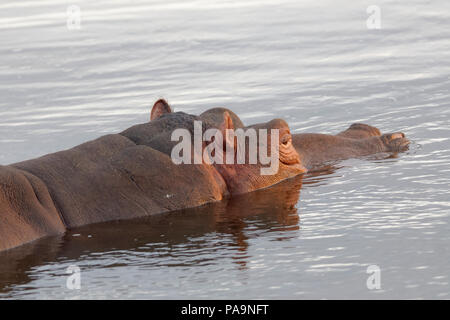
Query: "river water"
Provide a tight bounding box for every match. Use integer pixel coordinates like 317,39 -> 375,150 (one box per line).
0,0 -> 449,299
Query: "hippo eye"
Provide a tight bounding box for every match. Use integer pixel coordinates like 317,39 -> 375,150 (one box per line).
281,134 -> 291,145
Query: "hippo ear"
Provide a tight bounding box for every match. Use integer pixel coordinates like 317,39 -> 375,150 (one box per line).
150,99 -> 172,121
219,111 -> 235,150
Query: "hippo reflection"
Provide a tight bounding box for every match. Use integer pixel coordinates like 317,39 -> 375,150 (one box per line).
0,175 -> 305,294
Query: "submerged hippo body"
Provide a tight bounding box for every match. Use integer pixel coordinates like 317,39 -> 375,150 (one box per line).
0,100 -> 409,251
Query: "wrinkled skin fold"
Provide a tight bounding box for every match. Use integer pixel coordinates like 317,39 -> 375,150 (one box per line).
0,100 -> 410,251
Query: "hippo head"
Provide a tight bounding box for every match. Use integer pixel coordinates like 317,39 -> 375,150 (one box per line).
201,110 -> 307,195
140,99 -> 306,195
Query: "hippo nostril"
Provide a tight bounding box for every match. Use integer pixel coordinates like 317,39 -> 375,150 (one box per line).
390,133 -> 403,140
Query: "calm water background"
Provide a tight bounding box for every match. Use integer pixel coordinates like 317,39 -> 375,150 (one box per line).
0,0 -> 449,299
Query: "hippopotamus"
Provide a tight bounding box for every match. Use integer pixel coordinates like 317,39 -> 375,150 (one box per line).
0,99 -> 409,251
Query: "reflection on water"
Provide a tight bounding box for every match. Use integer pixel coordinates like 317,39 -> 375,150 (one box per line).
1,0 -> 450,299
0,175 -> 304,298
